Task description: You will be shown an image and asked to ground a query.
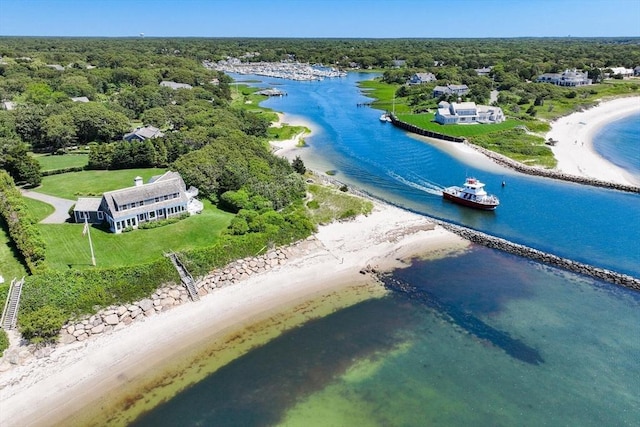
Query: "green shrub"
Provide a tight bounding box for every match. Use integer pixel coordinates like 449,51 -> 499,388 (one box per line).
0,170 -> 46,272
307,200 -> 320,209
19,305 -> 69,345
0,329 -> 8,357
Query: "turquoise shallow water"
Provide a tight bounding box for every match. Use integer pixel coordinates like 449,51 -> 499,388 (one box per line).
129,74 -> 640,425
133,246 -> 640,426
593,113 -> 640,177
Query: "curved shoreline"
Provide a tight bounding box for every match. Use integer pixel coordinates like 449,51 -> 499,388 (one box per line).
546,96 -> 640,186
390,96 -> 640,192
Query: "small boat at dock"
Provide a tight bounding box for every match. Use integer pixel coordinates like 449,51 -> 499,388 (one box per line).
379,113 -> 392,122
442,177 -> 499,210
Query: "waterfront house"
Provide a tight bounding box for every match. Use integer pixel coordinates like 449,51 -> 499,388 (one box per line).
123,125 -> 164,142
435,101 -> 504,125
607,67 -> 634,78
73,171 -> 203,233
432,84 -> 469,98
408,72 -> 437,85
536,69 -> 592,86
160,81 -> 193,90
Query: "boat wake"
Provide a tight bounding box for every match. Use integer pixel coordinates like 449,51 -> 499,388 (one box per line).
388,171 -> 444,196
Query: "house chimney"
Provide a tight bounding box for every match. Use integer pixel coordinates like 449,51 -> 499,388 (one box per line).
134,176 -> 143,187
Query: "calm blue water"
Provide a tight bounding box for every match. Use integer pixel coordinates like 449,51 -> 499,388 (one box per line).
593,113 -> 640,176
257,73 -> 640,277
130,74 -> 640,426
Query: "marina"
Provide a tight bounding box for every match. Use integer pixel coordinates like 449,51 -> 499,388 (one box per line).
203,59 -> 346,81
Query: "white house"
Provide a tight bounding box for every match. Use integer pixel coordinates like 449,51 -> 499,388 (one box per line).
160,81 -> 193,90
536,69 -> 592,86
435,101 -> 505,125
607,67 -> 634,78
73,171 -> 203,234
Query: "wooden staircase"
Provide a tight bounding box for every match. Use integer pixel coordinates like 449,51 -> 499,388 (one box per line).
1,277 -> 24,330
166,253 -> 200,301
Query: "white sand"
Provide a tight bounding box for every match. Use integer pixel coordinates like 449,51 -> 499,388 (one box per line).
268,112 -> 315,159
545,96 -> 640,186
0,201 -> 467,427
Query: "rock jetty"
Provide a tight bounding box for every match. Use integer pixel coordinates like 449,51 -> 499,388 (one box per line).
434,220 -> 640,291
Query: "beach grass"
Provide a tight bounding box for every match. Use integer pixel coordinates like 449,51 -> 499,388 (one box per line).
306,183 -> 374,225
37,199 -> 234,270
32,153 -> 89,171
35,168 -> 167,199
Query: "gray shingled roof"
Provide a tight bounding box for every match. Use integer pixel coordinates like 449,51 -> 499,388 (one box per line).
74,197 -> 102,212
102,172 -> 188,221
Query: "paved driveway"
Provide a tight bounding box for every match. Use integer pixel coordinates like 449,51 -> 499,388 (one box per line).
21,190 -> 76,224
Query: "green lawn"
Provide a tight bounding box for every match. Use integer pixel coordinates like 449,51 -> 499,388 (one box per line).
23,197 -> 56,222
267,124 -> 310,142
36,168 -> 167,199
32,153 -> 89,171
0,217 -> 28,282
397,114 -> 522,137
38,200 -> 234,270
358,80 -> 412,114
231,84 -> 279,121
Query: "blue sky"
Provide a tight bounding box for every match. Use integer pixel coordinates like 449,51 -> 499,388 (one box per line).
1,0 -> 639,38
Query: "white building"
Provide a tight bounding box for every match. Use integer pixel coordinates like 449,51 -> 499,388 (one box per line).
536,69 -> 592,86
435,101 -> 505,125
160,81 -> 193,90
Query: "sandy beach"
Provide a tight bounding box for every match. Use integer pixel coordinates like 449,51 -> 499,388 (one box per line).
545,96 -> 640,186
0,199 -> 468,427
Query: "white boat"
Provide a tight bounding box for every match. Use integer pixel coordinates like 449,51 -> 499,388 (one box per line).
379,113 -> 392,122
442,177 -> 499,210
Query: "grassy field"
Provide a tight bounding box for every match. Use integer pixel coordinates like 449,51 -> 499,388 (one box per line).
397,114 -> 522,137
231,84 -> 279,121
358,80 -> 412,114
32,153 -> 89,171
267,124 -> 310,142
38,199 -> 234,270
36,168 -> 167,199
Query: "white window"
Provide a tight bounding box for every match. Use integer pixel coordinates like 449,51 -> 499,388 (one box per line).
97,211 -> 104,220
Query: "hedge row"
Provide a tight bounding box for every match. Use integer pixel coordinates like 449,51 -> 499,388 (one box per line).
0,171 -> 46,272
20,220 -> 313,320
41,166 -> 86,177
20,257 -> 179,318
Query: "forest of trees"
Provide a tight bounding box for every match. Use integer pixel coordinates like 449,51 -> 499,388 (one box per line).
1,36 -> 639,188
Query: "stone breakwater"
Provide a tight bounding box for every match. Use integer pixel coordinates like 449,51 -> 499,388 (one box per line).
58,246 -> 296,344
466,142 -> 640,194
433,219 -> 640,292
390,116 -> 639,193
